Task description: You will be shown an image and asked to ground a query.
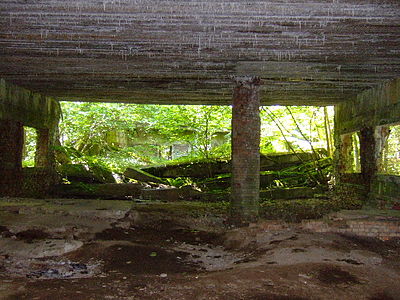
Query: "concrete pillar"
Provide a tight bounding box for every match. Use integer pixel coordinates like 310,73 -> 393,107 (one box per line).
35,127 -> 56,169
230,77 -> 261,226
359,127 -> 377,194
0,119 -> 24,196
338,134 -> 354,174
374,126 -> 390,173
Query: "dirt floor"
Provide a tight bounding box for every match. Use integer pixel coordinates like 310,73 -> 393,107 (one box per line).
1,198 -> 400,300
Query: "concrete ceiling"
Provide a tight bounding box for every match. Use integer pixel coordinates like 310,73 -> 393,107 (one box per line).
0,0 -> 399,106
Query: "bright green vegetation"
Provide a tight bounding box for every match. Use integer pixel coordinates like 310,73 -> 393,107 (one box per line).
380,124 -> 400,175
35,102 -> 334,173
57,103 -> 232,171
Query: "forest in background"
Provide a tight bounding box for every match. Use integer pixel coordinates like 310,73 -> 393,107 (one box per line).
22,102 -> 400,176
23,103 -> 335,172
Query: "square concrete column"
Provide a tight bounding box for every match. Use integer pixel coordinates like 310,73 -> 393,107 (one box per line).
0,119 -> 24,196
35,127 -> 56,169
359,127 -> 378,194
230,77 -> 261,226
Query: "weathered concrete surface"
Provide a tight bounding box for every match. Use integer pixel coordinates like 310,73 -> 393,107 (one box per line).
54,182 -> 206,202
142,161 -> 231,178
359,127 -> 377,195
0,79 -> 60,130
0,239 -> 83,259
141,186 -> 202,202
0,1 -> 399,105
53,183 -> 142,199
334,78 -> 400,207
1,197 -> 400,299
0,198 -> 134,241
371,175 -> 400,209
260,187 -> 323,200
22,167 -> 59,198
57,164 -> 115,184
142,152 -> 318,178
52,183 -> 324,202
0,120 -> 24,196
35,128 -> 57,169
124,167 -> 165,184
0,80 -> 61,196
230,77 -> 261,224
335,78 -> 400,135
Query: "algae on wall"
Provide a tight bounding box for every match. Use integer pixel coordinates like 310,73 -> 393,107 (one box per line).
334,79 -> 400,208
0,79 -> 61,129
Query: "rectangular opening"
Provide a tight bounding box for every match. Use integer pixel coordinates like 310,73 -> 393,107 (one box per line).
379,124 -> 400,176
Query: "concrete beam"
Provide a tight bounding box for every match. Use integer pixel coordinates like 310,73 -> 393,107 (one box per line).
335,78 -> 400,134
1,1 -> 400,105
0,79 -> 61,130
230,77 -> 261,226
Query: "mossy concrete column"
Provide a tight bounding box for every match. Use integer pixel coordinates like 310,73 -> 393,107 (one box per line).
1,79 -> 61,197
359,127 -> 377,196
35,127 -> 57,169
338,134 -> 354,174
0,119 -> 24,196
230,77 -> 261,226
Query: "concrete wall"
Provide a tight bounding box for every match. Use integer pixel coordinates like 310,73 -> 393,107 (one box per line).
0,79 -> 61,197
303,218 -> 400,241
335,78 -> 400,208
335,78 -> 400,134
0,79 -> 60,129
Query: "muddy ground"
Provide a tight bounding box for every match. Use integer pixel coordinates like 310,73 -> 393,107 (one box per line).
1,198 -> 400,300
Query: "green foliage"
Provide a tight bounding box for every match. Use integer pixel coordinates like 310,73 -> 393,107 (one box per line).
270,157 -> 333,188
260,106 -> 334,154
381,124 -> 400,175
59,102 -> 232,171
69,182 -> 98,193
22,102 -> 335,174
165,177 -> 195,188
37,102 -> 334,175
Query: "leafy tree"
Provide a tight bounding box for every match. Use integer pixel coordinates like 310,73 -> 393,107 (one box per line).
29,100 -> 335,174
260,106 -> 334,155
58,102 -> 232,170
381,124 -> 400,175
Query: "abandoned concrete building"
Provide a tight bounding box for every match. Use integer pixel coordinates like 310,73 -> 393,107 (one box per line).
1,1 -> 400,299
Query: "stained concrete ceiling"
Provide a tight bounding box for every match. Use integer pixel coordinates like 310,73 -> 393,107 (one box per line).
0,0 -> 399,105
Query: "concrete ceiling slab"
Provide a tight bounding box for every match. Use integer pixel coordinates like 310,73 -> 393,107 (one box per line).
0,0 -> 399,105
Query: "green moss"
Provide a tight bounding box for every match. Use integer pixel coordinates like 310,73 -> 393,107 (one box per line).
259,198 -> 338,222
332,184 -> 365,209
132,201 -> 229,218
